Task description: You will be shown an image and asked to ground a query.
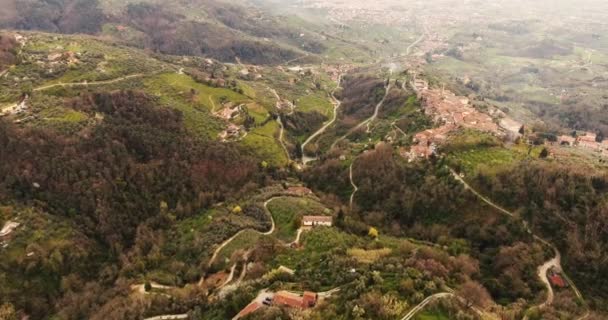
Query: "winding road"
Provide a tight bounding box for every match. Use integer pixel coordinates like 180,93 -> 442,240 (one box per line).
276,116 -> 291,162
301,75 -> 343,165
450,169 -> 589,319
331,81 -> 392,149
400,293 -> 453,320
205,197 -> 277,272
404,34 -> 426,57
349,161 -> 359,210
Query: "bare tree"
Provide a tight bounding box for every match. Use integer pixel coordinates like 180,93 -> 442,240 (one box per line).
457,281 -> 492,309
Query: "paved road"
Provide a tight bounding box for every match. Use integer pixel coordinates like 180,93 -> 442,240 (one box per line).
301,75 -> 342,165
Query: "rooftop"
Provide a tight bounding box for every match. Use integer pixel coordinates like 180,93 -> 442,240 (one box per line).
302,216 -> 333,223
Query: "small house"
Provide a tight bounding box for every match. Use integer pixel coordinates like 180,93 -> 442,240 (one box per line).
302,216 -> 332,227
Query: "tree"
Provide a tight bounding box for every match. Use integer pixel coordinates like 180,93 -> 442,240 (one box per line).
457,281 -> 492,309
0,303 -> 17,320
368,227 -> 379,239
539,148 -> 549,158
596,131 -> 605,142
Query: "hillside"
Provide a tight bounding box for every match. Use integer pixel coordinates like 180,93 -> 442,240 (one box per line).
0,0 -> 347,65
1,1 -> 608,320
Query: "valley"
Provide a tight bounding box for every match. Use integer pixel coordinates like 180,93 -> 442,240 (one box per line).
1,1 -> 608,320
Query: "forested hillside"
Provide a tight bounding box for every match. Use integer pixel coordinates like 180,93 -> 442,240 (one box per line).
0,0 -> 323,64
472,163 -> 608,311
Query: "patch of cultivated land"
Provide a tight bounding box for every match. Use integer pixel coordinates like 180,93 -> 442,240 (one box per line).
266,197 -> 329,242
241,120 -> 289,167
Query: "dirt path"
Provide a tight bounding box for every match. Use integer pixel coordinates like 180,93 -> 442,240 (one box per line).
205,197 -> 279,272
349,161 -> 359,210
301,75 -> 342,165
450,169 -> 588,318
143,314 -> 188,320
218,263 -> 238,289
331,82 -> 392,149
288,228 -> 304,247
276,116 -> 291,161
208,96 -> 217,112
131,282 -> 175,295
33,73 -> 145,92
400,292 -> 453,320
284,53 -> 310,65
405,34 -> 426,56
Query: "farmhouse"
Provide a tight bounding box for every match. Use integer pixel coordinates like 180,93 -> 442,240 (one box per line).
274,291 -> 318,309
577,133 -> 599,150
558,135 -> 576,146
302,216 -> 332,227
286,186 -> 313,196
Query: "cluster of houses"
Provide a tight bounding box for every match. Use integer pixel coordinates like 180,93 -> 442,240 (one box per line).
214,102 -> 244,120
556,132 -> 608,155
238,66 -> 263,81
405,78 -> 502,161
218,123 -> 244,142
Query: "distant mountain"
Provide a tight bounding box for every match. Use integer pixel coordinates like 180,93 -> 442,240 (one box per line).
0,0 -> 326,65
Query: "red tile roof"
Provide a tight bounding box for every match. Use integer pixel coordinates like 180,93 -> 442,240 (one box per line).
236,302 -> 262,319
302,216 -> 332,223
549,274 -> 567,288
274,291 -> 306,308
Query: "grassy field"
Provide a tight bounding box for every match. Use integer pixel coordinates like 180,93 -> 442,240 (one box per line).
143,73 -> 246,139
443,129 -> 547,174
214,229 -> 262,268
297,92 -> 334,117
22,33 -> 168,84
414,310 -> 450,320
266,197 -> 329,242
240,120 -> 289,167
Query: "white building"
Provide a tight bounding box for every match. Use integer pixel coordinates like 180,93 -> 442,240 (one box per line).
302,216 -> 333,227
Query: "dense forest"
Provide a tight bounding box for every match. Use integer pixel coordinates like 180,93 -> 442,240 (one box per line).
0,90 -> 267,318
1,90 -> 261,248
472,163 -> 608,310
0,34 -> 18,68
306,145 -> 546,307
3,0 -> 105,34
